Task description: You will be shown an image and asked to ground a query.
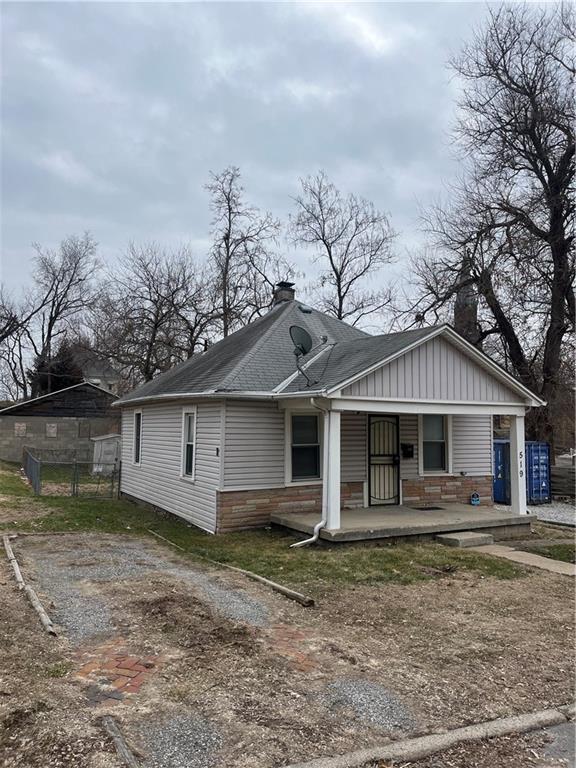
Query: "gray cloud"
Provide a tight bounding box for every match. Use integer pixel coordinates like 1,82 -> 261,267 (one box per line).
1,1 -> 488,294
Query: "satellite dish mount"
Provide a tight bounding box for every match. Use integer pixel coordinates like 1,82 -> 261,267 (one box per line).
289,325 -> 317,387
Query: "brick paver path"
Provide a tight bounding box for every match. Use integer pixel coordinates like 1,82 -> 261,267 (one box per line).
74,638 -> 162,705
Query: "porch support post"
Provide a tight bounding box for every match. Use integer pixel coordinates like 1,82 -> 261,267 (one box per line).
326,410 -> 341,530
509,413 -> 527,515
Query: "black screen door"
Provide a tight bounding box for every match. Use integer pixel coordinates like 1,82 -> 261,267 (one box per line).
369,415 -> 400,506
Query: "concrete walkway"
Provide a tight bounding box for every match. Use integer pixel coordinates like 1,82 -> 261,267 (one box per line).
474,544 -> 576,576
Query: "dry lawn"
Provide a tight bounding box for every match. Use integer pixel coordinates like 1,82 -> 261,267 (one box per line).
0,532 -> 573,768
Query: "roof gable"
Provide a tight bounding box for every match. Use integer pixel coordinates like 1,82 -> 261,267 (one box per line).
333,326 -> 543,405
0,382 -> 117,418
341,334 -> 520,402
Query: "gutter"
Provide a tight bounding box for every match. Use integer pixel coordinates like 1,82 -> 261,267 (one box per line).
289,397 -> 329,548
113,389 -> 328,408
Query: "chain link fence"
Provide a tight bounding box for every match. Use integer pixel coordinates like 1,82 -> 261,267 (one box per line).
22,448 -> 120,498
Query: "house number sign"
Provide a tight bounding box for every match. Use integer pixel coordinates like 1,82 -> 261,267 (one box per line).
518,450 -> 524,478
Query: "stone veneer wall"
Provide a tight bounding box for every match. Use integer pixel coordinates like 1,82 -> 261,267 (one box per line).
402,475 -> 493,506
216,481 -> 364,533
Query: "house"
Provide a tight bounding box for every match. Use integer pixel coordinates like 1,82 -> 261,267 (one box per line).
0,382 -> 120,463
116,282 -> 544,541
72,348 -> 123,394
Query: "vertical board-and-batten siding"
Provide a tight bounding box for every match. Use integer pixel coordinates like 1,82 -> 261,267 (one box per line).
342,336 -> 519,402
120,402 -> 221,532
222,401 -> 367,489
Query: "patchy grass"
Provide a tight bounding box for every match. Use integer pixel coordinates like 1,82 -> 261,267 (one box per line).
43,661 -> 73,679
0,462 -> 34,498
0,462 -> 526,587
522,543 -> 575,563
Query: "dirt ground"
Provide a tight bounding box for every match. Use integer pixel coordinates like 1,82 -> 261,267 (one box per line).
0,532 -> 574,768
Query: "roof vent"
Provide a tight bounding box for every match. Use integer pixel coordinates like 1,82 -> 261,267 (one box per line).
273,281 -> 295,304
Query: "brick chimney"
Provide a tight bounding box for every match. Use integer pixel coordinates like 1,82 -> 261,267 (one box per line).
273,281 -> 295,304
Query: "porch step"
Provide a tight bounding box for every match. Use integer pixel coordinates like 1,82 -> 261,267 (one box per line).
436,531 -> 495,548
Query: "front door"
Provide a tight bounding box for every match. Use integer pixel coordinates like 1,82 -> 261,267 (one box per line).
368,415 -> 400,506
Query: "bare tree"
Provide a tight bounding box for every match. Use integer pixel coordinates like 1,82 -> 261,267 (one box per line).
399,5 -> 575,449
0,330 -> 29,400
0,233 -> 99,398
206,167 -> 289,335
289,172 -> 395,326
25,233 -> 100,395
90,243 -> 215,383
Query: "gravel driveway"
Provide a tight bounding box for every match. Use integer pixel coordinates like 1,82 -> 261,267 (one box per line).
530,500 -> 576,527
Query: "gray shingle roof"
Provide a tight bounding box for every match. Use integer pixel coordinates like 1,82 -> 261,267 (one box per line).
282,326 -> 439,392
117,300 -> 370,404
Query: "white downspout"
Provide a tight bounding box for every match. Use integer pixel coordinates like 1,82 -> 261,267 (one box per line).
289,398 -> 329,548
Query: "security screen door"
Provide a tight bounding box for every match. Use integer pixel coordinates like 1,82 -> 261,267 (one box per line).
369,415 -> 400,506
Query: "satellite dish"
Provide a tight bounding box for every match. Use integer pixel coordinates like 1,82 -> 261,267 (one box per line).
290,325 -> 313,357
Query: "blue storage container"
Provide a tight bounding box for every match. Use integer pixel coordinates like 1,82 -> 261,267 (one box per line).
525,441 -> 551,504
493,440 -> 551,505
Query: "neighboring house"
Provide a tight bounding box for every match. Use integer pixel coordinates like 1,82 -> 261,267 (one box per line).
116,283 -> 544,537
0,382 -> 120,462
73,349 -> 123,394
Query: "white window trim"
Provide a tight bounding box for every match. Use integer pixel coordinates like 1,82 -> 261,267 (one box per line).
284,409 -> 323,486
133,410 -> 143,466
180,406 -> 198,482
418,414 -> 453,476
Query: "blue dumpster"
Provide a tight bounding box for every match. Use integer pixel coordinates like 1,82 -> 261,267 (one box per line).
493,440 -> 551,505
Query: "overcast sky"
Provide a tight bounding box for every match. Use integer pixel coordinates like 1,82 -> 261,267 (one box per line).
1,1 -> 490,297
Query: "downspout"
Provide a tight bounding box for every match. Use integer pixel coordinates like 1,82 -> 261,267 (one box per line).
290,398 -> 329,548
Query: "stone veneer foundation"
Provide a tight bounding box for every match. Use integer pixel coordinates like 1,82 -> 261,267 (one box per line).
401,475 -> 493,506
216,481 -> 364,533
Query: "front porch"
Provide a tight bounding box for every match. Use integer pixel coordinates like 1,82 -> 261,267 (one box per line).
271,503 -> 536,543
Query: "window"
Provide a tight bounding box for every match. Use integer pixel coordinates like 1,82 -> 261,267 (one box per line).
133,411 -> 142,464
14,423 -> 26,437
182,410 -> 196,478
46,423 -> 57,438
291,414 -> 320,480
421,415 -> 447,473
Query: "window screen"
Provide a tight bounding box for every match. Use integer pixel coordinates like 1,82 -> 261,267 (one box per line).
134,412 -> 142,463
422,415 -> 446,472
183,412 -> 195,477
291,414 -> 320,480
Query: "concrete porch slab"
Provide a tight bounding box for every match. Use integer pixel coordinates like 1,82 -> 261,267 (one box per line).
271,504 -> 537,543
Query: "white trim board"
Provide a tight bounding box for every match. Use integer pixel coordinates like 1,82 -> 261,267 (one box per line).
331,400 -> 528,416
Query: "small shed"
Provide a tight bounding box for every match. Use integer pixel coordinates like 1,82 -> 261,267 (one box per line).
0,382 -> 119,463
91,434 -> 122,475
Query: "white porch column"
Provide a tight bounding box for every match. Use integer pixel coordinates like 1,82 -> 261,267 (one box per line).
326,409 -> 341,530
510,413 -> 528,515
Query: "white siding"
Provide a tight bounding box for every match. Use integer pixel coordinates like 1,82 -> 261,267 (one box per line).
343,337 -> 519,402
223,400 -> 285,489
120,401 -> 221,532
399,414 -> 419,480
452,414 -> 493,476
341,412 -> 367,482
222,402 -> 367,489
